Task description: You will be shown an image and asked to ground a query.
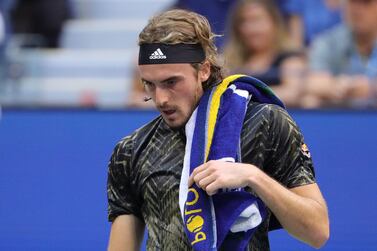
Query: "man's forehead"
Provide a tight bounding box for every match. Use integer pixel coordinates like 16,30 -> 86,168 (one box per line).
139,63 -> 193,74
139,64 -> 195,82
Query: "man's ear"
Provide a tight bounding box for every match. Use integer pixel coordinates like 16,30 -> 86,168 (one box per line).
199,61 -> 211,83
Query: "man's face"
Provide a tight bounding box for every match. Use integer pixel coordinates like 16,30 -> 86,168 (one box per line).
138,63 -> 209,129
344,0 -> 377,36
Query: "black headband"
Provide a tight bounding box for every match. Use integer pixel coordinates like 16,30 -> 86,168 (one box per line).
138,43 -> 206,65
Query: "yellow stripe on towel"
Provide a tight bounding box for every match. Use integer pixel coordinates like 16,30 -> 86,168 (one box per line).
205,74 -> 246,161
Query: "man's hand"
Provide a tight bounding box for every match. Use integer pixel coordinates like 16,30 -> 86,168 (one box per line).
187,160 -> 329,248
188,160 -> 256,195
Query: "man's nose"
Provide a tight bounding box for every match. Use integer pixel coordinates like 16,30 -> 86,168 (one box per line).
155,86 -> 169,107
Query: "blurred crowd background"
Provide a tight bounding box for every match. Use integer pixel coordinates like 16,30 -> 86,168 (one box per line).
0,0 -> 376,109
1,2 -> 377,250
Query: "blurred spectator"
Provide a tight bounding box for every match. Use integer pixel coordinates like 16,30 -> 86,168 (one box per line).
284,0 -> 342,48
172,0 -> 237,49
0,0 -> 15,41
223,0 -> 306,107
0,0 -> 15,83
305,0 -> 377,108
0,11 -> 4,44
0,10 -> 5,83
172,0 -> 305,49
10,0 -> 72,48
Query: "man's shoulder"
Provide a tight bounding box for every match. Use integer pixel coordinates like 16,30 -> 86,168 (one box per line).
245,101 -> 286,122
244,101 -> 295,135
114,115 -> 163,154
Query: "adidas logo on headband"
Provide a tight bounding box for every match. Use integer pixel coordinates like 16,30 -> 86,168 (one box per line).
149,48 -> 167,60
139,43 -> 205,65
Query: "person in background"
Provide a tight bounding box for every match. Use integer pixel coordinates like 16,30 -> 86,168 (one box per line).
0,12 -> 4,44
172,0 -> 238,49
305,0 -> 377,108
0,10 -> 5,54
223,0 -> 306,107
0,0 -> 16,83
284,0 -> 342,48
171,0 -> 295,51
10,0 -> 72,48
0,10 -> 5,83
0,0 -> 15,44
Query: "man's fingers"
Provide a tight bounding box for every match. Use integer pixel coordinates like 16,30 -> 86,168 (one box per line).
193,168 -> 212,183
192,162 -> 207,175
188,170 -> 211,188
197,175 -> 216,190
188,162 -> 211,188
205,182 -> 219,196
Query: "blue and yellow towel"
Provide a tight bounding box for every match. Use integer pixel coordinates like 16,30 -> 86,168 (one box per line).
179,75 -> 285,250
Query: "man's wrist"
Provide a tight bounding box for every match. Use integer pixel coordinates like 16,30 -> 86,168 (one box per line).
245,164 -> 262,189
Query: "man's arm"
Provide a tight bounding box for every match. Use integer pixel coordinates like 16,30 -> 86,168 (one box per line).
189,106 -> 329,248
108,214 -> 145,251
189,161 -> 329,249
107,138 -> 145,251
246,166 -> 329,248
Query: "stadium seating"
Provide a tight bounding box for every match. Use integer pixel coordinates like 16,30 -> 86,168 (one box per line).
3,0 -> 173,107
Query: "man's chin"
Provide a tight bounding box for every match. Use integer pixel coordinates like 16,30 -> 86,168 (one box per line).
163,117 -> 188,130
164,120 -> 184,130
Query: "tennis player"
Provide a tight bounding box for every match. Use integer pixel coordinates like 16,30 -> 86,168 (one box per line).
107,9 -> 329,251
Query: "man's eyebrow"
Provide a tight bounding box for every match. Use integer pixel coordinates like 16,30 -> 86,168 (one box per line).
141,75 -> 183,84
161,76 -> 182,83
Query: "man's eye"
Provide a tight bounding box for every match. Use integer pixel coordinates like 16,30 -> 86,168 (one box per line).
166,79 -> 176,86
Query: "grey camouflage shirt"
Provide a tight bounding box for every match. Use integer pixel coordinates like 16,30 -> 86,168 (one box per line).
107,102 -> 316,251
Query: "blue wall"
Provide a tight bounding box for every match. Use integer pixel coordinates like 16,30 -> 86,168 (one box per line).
0,109 -> 376,250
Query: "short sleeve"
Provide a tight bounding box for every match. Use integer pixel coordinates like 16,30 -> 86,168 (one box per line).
266,106 -> 316,188
107,138 -> 143,222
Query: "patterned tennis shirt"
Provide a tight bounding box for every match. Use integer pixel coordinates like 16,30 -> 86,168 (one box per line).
107,101 -> 316,251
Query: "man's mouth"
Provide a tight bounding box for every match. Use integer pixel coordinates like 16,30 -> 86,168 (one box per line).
162,109 -> 176,116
